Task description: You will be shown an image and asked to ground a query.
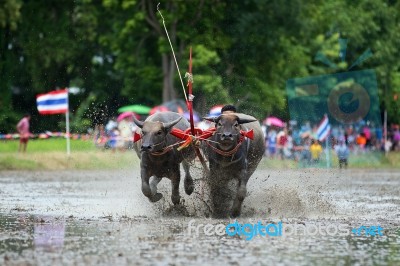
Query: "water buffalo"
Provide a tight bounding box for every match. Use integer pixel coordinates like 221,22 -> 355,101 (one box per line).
133,112 -> 195,205
203,113 -> 265,217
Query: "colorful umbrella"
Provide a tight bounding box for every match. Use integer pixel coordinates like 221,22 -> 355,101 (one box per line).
149,105 -> 170,115
149,100 -> 189,115
117,112 -> 139,122
183,111 -> 200,123
208,105 -> 224,117
264,116 -> 285,127
161,99 -> 187,114
117,105 -> 151,114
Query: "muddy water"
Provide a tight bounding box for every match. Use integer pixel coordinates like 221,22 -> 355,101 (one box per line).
0,165 -> 399,265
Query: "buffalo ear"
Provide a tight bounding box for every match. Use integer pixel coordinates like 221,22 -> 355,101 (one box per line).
162,117 -> 182,131
132,116 -> 144,128
202,116 -> 221,123
237,118 -> 257,124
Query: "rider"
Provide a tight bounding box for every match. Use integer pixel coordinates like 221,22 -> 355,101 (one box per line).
221,104 -> 237,114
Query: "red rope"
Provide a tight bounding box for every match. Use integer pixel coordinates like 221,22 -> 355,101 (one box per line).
206,135 -> 245,157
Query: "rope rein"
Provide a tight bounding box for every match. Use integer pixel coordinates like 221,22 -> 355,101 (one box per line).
149,140 -> 186,156
206,135 -> 245,157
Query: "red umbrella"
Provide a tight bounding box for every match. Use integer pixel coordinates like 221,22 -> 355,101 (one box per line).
149,105 -> 170,115
117,112 -> 139,122
150,100 -> 189,115
264,116 -> 285,127
161,100 -> 187,114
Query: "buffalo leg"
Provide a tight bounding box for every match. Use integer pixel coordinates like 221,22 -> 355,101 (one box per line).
182,161 -> 194,195
150,176 -> 162,195
208,170 -> 234,218
231,169 -> 249,217
141,167 -> 162,202
170,166 -> 181,205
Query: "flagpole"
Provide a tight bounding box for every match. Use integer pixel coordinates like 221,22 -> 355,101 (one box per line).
66,90 -> 71,157
326,136 -> 330,168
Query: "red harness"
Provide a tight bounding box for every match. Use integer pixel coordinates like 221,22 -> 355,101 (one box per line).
133,126 -> 254,157
206,134 -> 246,156
171,127 -> 254,157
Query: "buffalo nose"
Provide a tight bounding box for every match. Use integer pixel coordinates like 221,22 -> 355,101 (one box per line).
141,145 -> 152,151
222,133 -> 233,138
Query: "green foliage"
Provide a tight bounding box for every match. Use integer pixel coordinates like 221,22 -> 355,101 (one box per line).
0,0 -> 22,29
0,107 -> 20,133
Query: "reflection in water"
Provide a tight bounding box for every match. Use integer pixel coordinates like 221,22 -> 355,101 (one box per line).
0,214 -> 33,254
34,216 -> 65,252
0,213 -> 399,265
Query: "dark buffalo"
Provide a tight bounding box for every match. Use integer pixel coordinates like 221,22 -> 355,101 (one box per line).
133,112 -> 195,205
204,113 -> 265,217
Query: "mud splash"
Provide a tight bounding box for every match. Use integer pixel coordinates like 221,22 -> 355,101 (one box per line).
0,166 -> 399,264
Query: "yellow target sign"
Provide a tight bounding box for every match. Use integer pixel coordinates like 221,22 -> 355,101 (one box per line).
327,82 -> 371,124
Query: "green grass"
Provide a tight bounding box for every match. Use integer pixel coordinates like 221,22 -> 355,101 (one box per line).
0,139 -> 139,170
260,151 -> 400,170
1,139 -> 399,170
0,138 -> 94,153
345,151 -> 400,169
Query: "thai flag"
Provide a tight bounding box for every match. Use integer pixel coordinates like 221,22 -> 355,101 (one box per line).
317,115 -> 331,141
36,89 -> 68,115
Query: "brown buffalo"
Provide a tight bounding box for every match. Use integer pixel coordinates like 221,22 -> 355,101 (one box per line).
204,113 -> 265,217
133,112 -> 195,205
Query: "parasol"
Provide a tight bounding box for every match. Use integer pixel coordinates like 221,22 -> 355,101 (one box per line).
149,105 -> 170,115
183,111 -> 200,123
117,112 -> 139,122
117,105 -> 151,114
264,116 -> 285,127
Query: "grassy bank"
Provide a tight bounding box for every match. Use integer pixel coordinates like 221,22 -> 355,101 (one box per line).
0,139 -> 139,170
257,151 -> 400,170
1,139 -> 399,170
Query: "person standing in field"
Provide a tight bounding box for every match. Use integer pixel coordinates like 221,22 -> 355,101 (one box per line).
335,140 -> 350,169
17,114 -> 31,153
118,117 -> 134,150
310,139 -> 323,164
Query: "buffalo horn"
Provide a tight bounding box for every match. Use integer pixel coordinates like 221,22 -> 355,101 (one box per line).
238,118 -> 257,124
132,115 -> 145,128
162,117 -> 182,130
202,116 -> 220,123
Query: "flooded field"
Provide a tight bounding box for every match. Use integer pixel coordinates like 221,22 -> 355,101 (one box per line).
0,164 -> 399,265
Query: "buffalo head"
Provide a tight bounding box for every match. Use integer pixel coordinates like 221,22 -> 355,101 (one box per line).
133,116 -> 182,152
204,114 -> 256,151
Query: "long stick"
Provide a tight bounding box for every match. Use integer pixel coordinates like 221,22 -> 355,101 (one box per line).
157,3 -> 188,101
188,47 -> 195,135
66,92 -> 71,157
325,137 -> 330,168
384,109 -> 387,155
157,3 -> 209,175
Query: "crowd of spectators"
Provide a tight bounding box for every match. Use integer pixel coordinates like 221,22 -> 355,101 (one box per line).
93,112 -> 400,163
93,116 -> 137,152
263,120 -> 400,167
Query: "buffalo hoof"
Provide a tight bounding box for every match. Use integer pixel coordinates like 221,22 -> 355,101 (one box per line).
149,193 -> 163,202
184,177 -> 194,195
230,208 -> 241,218
171,194 -> 181,205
